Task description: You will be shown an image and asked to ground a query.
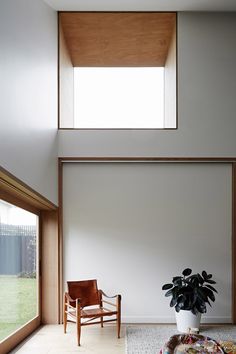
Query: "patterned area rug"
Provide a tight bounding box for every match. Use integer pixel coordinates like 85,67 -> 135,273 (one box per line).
126,325 -> 236,354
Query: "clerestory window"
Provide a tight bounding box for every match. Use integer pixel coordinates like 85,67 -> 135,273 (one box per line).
59,12 -> 177,129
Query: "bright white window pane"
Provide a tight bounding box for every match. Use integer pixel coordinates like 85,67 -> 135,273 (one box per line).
74,67 -> 164,129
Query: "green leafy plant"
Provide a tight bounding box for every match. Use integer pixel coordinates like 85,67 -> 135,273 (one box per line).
162,268 -> 217,315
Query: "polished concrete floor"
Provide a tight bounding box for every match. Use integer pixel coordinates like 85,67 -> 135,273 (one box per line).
9,323 -> 236,353
10,323 -> 126,354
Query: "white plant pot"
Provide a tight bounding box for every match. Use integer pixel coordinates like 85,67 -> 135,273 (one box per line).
175,310 -> 201,333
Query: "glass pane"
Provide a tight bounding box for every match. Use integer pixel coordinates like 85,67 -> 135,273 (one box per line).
74,67 -> 164,128
0,200 -> 38,342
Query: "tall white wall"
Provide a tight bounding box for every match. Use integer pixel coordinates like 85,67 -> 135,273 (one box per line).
58,12 -> 236,157
164,25 -> 176,128
59,22 -> 74,128
60,12 -> 236,323
63,163 -> 232,323
0,0 -> 58,204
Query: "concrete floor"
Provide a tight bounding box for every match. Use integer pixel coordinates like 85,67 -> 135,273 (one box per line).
9,323 -> 236,353
10,323 -> 126,354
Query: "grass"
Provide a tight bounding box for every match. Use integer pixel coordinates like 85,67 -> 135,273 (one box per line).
0,276 -> 37,342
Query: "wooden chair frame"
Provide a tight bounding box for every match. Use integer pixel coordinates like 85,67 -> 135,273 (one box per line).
63,281 -> 121,346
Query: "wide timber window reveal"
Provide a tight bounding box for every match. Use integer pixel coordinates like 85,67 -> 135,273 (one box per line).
59,12 -> 177,129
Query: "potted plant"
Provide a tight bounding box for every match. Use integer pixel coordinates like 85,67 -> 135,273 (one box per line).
162,268 -> 217,332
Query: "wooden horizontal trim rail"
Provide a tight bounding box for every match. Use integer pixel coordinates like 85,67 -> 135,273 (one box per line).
59,157 -> 236,163
232,163 -> 236,323
0,165 -> 57,211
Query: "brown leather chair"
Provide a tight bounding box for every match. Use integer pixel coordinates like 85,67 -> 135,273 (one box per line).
63,279 -> 121,345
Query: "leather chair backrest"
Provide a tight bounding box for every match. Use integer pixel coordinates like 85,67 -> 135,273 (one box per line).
67,279 -> 100,308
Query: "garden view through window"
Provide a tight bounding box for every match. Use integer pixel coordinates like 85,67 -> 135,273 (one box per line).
74,67 -> 165,129
0,200 -> 38,342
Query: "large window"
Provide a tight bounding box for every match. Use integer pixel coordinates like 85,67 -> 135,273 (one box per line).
74,67 -> 164,129
59,12 -> 176,129
0,200 -> 39,342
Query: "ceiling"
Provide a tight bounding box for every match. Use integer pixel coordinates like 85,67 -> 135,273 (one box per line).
43,0 -> 236,12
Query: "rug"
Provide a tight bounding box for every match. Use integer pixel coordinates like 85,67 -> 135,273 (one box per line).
126,325 -> 236,354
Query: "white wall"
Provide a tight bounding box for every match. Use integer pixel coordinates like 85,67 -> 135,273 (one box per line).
164,25 -> 176,128
63,163 -> 232,323
61,12 -> 235,323
0,0 -> 58,204
58,12 -> 236,157
59,21 -> 74,128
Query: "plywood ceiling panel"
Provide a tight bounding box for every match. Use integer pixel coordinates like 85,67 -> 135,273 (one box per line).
60,12 -> 176,67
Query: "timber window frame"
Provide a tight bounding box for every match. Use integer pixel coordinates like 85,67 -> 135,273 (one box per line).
0,166 -> 58,354
58,12 -> 177,130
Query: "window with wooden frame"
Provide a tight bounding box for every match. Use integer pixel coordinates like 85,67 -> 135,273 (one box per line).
59,12 -> 177,129
0,167 -> 58,354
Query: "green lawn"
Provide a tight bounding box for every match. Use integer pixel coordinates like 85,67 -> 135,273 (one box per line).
0,276 -> 37,342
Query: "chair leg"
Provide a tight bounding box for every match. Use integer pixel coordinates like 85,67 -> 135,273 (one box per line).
63,294 -> 67,333
99,291 -> 104,328
117,316 -> 121,338
76,299 -> 81,346
63,313 -> 67,334
117,295 -> 121,339
77,320 -> 81,346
